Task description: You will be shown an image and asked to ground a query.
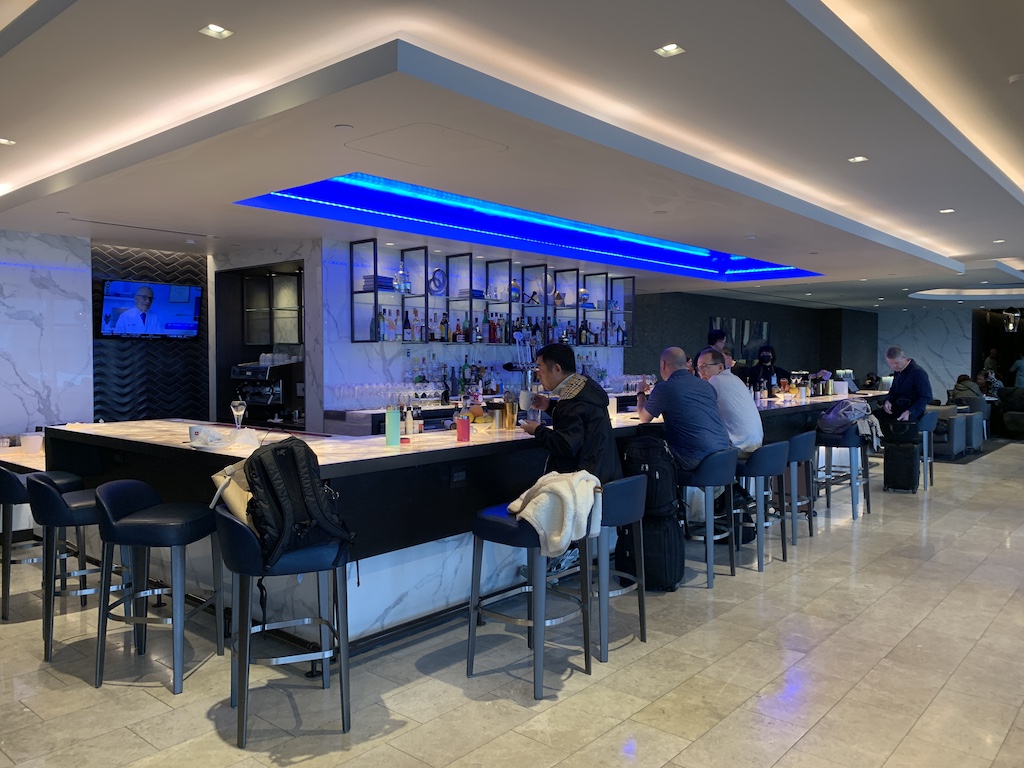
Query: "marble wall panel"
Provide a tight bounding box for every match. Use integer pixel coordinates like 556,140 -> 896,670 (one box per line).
877,306 -> 972,396
0,230 -> 92,435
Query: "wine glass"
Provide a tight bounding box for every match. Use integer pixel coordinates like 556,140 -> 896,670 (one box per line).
230,400 -> 247,429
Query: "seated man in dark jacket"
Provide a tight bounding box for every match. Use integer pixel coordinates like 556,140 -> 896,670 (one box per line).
883,345 -> 933,421
520,343 -> 623,483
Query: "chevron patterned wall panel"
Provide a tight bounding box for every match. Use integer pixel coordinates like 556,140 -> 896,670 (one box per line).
92,245 -> 209,422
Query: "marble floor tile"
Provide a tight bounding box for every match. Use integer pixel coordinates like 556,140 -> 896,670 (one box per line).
341,743 -> 432,768
991,727 -> 1024,768
446,729 -> 567,767
752,612 -> 842,654
884,626 -> 976,674
554,719 -> 689,768
794,698 -> 917,768
944,649 -> 1024,707
630,673 -> 755,741
909,688 -> 1017,760
700,641 -> 805,692
742,666 -> 854,729
794,634 -> 892,684
843,658 -> 947,717
880,736 -> 992,768
673,707 -> 807,768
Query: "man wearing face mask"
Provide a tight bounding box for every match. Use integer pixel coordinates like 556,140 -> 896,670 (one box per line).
747,344 -> 790,392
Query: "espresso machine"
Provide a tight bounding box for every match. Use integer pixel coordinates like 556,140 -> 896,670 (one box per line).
230,360 -> 305,428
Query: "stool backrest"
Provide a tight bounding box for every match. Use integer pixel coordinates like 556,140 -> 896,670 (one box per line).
739,441 -> 790,477
917,410 -> 939,432
95,479 -> 162,539
214,506 -> 265,576
600,475 -> 647,527
787,431 -> 817,463
25,473 -> 70,528
0,466 -> 29,506
686,447 -> 739,488
962,396 -> 991,418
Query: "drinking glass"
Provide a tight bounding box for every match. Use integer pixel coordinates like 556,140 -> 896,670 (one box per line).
230,400 -> 247,429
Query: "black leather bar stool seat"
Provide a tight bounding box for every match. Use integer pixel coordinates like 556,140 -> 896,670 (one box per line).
736,441 -> 790,571
816,423 -> 872,518
95,479 -> 224,695
216,507 -> 350,748
678,448 -> 739,589
1,466 -> 86,621
25,474 -> 113,660
467,498 -> 594,700
594,475 -> 646,663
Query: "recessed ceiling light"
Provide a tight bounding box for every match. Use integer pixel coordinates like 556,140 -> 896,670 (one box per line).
654,210 -> 667,215
939,208 -> 955,214
993,239 -> 1006,244
334,124 -> 354,131
185,239 -> 196,245
0,138 -> 15,146
873,304 -> 879,307
980,280 -> 989,284
901,287 -> 909,291
433,249 -> 441,253
384,242 -> 394,246
475,255 -> 484,259
859,278 -> 867,282
958,300 -> 964,304
199,23 -> 233,39
654,43 -> 685,58
902,308 -> 908,311
847,156 -> 869,163
878,297 -> 884,300
804,293 -> 812,296
745,235 -> 757,240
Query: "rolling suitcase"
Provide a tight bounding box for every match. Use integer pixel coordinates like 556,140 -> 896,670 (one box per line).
883,442 -> 920,492
614,513 -> 688,592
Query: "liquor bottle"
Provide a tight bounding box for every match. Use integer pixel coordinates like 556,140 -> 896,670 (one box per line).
474,317 -> 483,343
385,310 -> 394,341
403,310 -> 412,342
454,317 -> 463,343
371,307 -> 381,341
578,321 -> 587,346
462,355 -> 472,384
440,312 -> 449,342
600,321 -> 608,345
412,308 -> 422,341
615,322 -> 624,346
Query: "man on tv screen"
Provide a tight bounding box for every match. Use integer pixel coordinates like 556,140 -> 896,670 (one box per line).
113,285 -> 162,334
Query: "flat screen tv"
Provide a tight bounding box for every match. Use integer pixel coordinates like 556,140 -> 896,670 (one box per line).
98,280 -> 203,339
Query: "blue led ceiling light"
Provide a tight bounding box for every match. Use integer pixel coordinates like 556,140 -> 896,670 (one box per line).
236,172 -> 820,282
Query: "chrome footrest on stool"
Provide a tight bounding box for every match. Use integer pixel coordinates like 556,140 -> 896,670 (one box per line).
239,616 -> 339,667
479,582 -> 584,629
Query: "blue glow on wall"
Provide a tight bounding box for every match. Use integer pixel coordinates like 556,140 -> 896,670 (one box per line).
236,173 -> 820,282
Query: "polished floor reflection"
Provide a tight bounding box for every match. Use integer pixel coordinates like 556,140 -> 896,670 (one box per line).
1,444 -> 1023,767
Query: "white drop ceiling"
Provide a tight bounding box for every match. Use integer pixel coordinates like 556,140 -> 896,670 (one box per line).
1,0 -> 1022,310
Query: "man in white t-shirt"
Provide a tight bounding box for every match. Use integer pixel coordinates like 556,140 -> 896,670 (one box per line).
697,346 -> 763,457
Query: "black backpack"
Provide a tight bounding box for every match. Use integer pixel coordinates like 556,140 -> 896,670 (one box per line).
622,436 -> 680,517
244,437 -> 354,571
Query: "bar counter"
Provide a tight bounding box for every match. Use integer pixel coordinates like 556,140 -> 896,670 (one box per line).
42,391 -> 881,640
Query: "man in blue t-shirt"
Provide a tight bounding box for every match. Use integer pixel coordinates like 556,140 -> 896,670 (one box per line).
637,346 -> 730,470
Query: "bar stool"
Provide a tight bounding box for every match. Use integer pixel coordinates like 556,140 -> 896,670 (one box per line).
677,448 -> 739,589
594,475 -> 646,663
25,474 -> 113,660
816,424 -> 872,519
94,479 -> 224,694
467,496 -> 595,700
735,441 -> 789,572
917,410 -> 939,490
1,466 -> 84,621
215,507 -> 350,748
781,431 -> 817,546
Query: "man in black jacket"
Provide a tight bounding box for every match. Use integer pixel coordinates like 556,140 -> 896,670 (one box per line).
883,345 -> 933,421
520,343 -> 623,483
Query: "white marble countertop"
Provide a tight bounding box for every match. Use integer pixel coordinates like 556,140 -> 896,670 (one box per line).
0,447 -> 47,472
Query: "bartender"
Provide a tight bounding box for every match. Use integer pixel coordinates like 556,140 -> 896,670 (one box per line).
747,344 -> 790,391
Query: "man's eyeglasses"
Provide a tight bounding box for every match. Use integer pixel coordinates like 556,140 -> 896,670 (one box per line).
697,362 -> 722,372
